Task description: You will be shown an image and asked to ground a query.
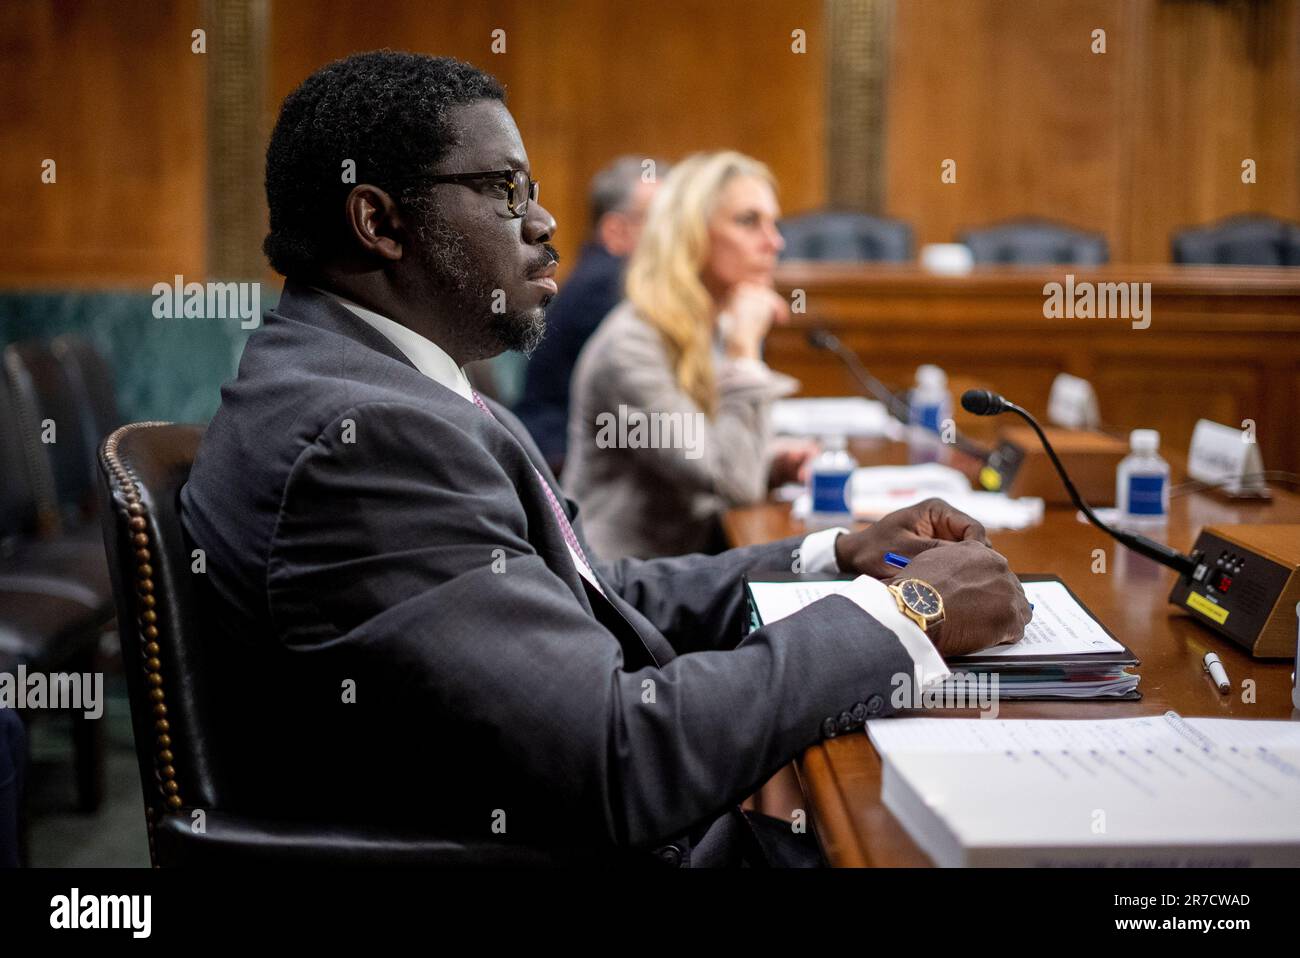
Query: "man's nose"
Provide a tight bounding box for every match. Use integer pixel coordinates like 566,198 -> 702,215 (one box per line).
524,201 -> 557,245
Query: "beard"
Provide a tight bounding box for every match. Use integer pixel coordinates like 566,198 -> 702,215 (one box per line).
410,205 -> 550,358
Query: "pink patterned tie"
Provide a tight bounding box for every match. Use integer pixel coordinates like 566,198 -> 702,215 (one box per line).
470,390 -> 604,592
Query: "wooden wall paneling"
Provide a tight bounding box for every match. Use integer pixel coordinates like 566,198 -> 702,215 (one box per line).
882,0 -> 1128,255
0,0 -> 207,287
881,0 -> 1300,264
1122,0 -> 1300,262
267,0 -> 827,281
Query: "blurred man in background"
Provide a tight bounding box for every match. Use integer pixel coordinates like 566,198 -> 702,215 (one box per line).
513,155 -> 662,473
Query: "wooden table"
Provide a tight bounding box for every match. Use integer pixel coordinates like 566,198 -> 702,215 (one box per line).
723,441 -> 1300,867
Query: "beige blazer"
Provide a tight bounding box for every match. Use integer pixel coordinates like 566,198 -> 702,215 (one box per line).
564,301 -> 797,560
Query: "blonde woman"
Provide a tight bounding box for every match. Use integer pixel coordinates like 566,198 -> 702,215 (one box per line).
564,151 -> 815,560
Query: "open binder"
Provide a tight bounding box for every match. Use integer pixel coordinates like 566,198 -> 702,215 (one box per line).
744,572 -> 1140,701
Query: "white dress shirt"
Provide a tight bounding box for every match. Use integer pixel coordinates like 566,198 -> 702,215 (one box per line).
319,288 -> 948,692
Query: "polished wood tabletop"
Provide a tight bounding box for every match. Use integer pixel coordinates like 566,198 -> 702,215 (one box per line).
723,440 -> 1300,867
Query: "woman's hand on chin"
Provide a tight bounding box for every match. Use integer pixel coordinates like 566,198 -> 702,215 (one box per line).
719,282 -> 789,359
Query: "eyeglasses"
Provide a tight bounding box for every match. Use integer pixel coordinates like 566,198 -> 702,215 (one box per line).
426,168 -> 540,218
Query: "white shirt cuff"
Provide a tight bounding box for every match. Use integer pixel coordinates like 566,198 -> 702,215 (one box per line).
839,575 -> 951,692
798,527 -> 850,573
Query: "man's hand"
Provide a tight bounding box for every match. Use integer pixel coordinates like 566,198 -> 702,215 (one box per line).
833,497 -> 990,579
890,539 -> 1032,656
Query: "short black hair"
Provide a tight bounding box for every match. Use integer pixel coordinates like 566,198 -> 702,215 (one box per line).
263,50 -> 506,278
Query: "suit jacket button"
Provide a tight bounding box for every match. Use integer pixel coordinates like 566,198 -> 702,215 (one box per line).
866,694 -> 884,715
850,702 -> 868,723
821,717 -> 838,738
654,844 -> 683,867
837,710 -> 854,732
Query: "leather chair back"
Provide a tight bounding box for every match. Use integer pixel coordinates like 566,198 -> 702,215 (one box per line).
1172,214 -> 1300,266
959,219 -> 1109,265
55,335 -> 120,448
0,351 -> 56,543
98,422 -> 226,850
779,211 -> 914,262
55,335 -> 121,516
6,339 -> 101,524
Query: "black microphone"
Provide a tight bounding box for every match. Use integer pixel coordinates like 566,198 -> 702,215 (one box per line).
961,388 -> 1205,580
806,330 -> 1020,484
958,389 -> 1008,417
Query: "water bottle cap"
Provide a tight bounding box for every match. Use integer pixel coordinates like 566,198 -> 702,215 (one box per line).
1130,429 -> 1160,452
916,364 -> 947,387
822,434 -> 848,450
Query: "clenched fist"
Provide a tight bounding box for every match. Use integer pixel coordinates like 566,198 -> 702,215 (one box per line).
889,539 -> 1032,656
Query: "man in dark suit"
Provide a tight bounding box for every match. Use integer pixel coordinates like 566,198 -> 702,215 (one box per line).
513,156 -> 660,473
181,51 -> 1030,866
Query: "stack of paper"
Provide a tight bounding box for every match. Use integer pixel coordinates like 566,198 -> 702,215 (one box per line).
868,712 -> 1300,866
947,579 -> 1139,700
745,575 -> 1139,700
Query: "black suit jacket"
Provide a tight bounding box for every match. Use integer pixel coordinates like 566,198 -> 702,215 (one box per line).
180,281 -> 914,861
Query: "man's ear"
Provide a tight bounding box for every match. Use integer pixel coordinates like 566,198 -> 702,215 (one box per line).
343,184 -> 406,262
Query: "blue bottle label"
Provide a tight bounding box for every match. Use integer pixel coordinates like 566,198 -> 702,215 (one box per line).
1127,474 -> 1166,515
811,471 -> 852,514
914,403 -> 942,433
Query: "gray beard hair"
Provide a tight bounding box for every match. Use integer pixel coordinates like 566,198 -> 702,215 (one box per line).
412,207 -> 548,358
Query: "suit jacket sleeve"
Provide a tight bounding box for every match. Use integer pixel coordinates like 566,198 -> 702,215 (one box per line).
592,536 -> 804,655
268,401 -> 914,849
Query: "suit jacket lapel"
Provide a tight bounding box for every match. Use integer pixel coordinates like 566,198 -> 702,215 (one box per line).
275,282 -> 665,669
482,399 -> 664,668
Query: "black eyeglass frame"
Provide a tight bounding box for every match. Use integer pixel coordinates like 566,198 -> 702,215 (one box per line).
426,169 -> 540,218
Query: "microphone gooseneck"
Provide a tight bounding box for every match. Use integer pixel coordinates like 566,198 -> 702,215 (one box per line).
960,389 -> 1203,580
806,329 -> 994,463
805,329 -> 912,424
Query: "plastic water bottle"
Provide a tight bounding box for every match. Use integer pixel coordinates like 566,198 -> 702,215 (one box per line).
908,364 -> 951,463
1116,429 -> 1169,527
808,435 -> 857,525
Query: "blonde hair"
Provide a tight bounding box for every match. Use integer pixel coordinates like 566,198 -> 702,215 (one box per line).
625,151 -> 776,416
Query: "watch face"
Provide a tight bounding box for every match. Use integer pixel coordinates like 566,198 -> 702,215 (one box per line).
901,580 -> 940,617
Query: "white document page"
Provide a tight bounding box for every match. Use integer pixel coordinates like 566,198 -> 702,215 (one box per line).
747,578 -> 859,626
965,579 -> 1123,657
749,578 -> 1123,657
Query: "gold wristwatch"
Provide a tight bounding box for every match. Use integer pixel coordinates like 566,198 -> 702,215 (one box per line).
887,578 -> 945,633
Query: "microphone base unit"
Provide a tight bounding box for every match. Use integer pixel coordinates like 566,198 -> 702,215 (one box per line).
1168,523 -> 1300,659
990,424 -> 1128,506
